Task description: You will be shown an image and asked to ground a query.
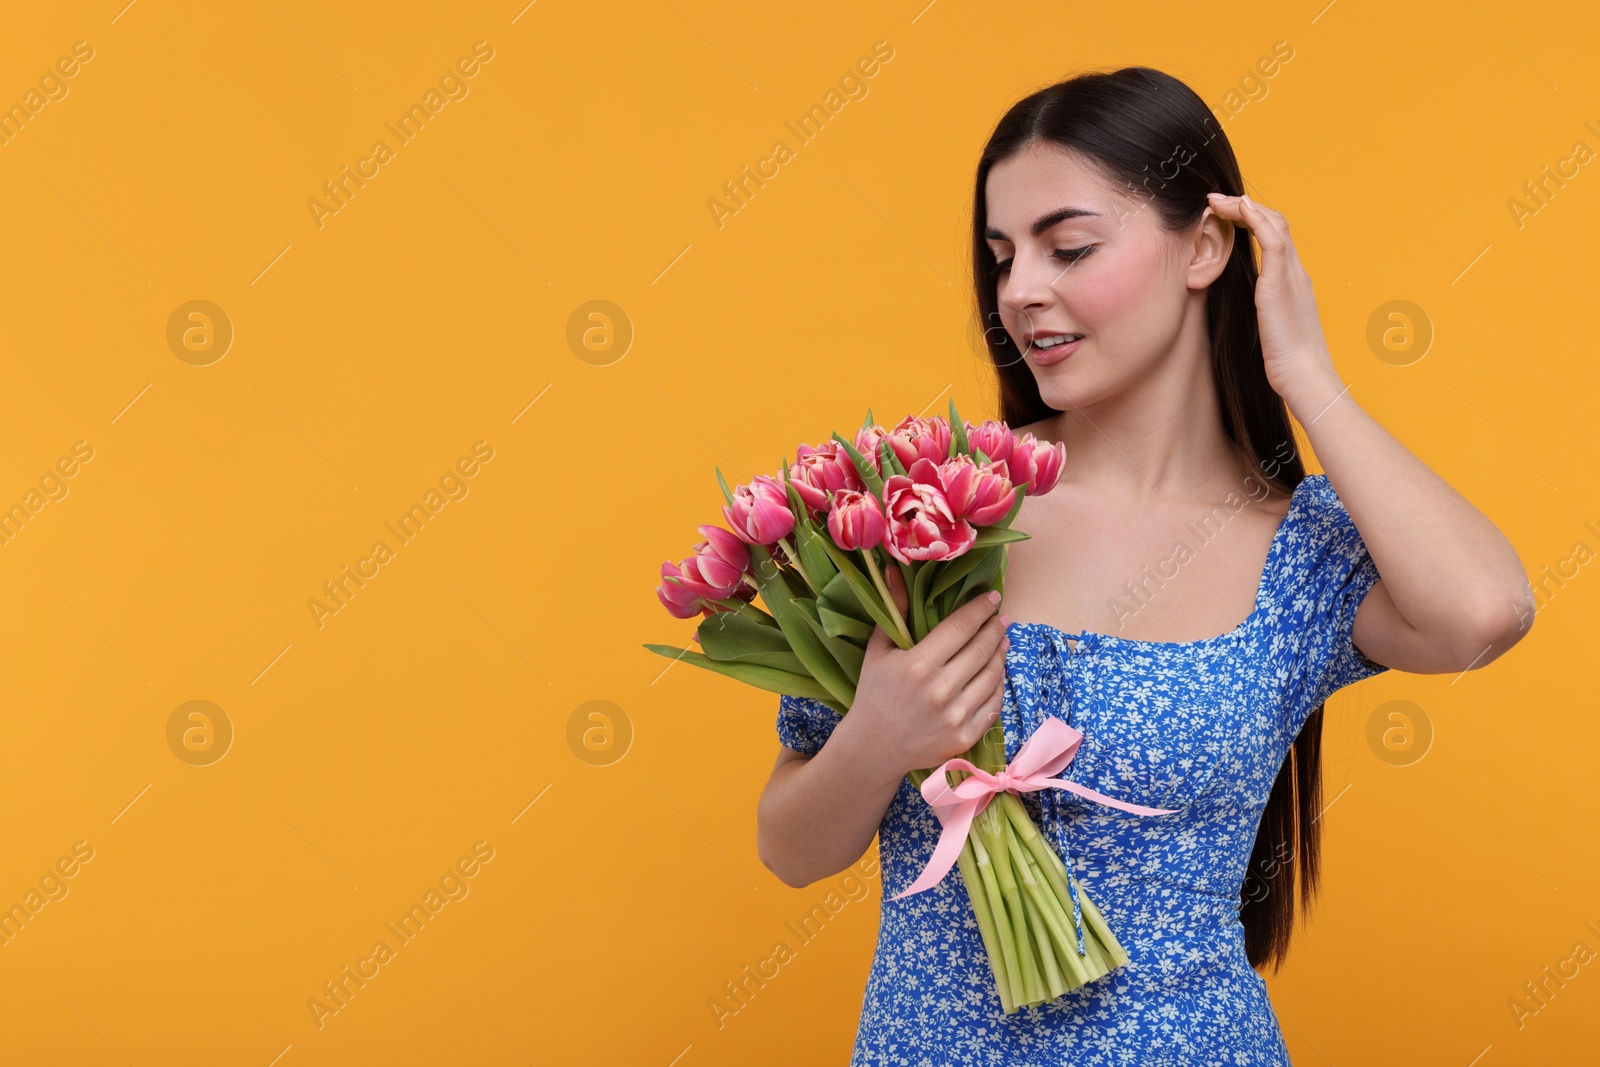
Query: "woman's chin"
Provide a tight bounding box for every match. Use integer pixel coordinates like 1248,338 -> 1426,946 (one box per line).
1035,373 -> 1117,413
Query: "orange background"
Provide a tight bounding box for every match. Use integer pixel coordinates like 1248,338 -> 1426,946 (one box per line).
0,1 -> 1595,1064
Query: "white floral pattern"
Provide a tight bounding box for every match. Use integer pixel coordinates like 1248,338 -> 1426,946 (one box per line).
776,474 -> 1390,1065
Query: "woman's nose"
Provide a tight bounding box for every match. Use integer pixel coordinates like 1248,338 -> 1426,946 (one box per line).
997,254 -> 1055,314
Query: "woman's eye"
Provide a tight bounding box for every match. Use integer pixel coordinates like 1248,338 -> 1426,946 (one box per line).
988,247 -> 1093,278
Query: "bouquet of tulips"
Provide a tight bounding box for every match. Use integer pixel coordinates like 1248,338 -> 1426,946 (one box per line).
645,401 -> 1160,1014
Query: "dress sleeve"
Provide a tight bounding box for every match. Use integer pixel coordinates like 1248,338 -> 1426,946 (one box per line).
1280,477 -> 1391,741
776,693 -> 845,756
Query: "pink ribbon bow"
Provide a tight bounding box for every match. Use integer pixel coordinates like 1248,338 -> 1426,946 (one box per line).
890,717 -> 1178,901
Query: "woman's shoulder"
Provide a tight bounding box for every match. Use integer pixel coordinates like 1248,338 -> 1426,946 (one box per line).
1278,472 -> 1371,580
1288,473 -> 1353,536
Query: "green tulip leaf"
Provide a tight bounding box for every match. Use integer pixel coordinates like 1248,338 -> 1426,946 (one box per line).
641,644 -> 840,704
818,604 -> 873,641
790,597 -> 864,686
744,542 -> 856,706
971,526 -> 1030,548
695,610 -> 809,673
949,398 -> 969,457
814,538 -> 909,649
928,545 -> 993,598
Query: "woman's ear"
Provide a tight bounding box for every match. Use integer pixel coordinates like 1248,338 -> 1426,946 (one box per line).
1187,206 -> 1235,289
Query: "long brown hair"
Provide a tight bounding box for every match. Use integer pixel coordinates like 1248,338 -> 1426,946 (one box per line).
970,66 -> 1319,972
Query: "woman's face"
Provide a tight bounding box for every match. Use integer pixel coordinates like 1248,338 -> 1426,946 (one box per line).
983,141 -> 1230,411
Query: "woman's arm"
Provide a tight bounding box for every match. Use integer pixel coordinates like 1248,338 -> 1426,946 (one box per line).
1204,191 -> 1533,676
1282,369 -> 1533,675
756,719 -> 906,889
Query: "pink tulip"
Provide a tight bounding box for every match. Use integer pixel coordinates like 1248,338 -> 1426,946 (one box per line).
723,474 -> 796,545
882,458 -> 977,564
854,424 -> 889,476
827,489 -> 886,550
674,526 -> 751,599
940,455 -> 1018,526
790,440 -> 866,515
1008,434 -> 1066,495
884,415 -> 952,470
657,525 -> 756,621
656,560 -> 705,619
965,420 -> 1016,466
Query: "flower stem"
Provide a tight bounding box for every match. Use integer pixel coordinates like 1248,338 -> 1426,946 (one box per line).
1076,876 -> 1131,971
996,796 -> 1090,969
995,792 -> 1127,986
969,823 -> 1025,1011
1012,826 -> 1091,988
860,549 -> 912,646
954,836 -> 1014,1015
773,536 -> 814,592
1017,865 -> 1068,1002
977,803 -> 1040,1004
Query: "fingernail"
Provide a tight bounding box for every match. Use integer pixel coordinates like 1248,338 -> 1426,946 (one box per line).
999,614 -> 1012,625
986,591 -> 1001,604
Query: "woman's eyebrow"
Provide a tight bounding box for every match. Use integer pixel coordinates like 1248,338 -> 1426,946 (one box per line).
984,206 -> 1103,241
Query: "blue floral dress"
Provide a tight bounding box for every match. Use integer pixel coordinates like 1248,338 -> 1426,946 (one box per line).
776,473 -> 1391,1066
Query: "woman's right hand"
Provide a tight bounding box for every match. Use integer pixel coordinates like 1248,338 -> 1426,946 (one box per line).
843,567 -> 1011,778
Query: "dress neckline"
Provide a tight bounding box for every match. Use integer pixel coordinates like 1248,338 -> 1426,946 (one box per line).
1007,473 -> 1318,653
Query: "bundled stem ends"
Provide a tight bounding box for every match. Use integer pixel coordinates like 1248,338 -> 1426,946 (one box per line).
905,727 -> 1128,1013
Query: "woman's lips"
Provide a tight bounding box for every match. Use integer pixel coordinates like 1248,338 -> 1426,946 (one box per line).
1029,336 -> 1083,366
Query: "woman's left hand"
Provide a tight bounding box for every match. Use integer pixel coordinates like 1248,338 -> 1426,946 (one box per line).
1205,192 -> 1339,407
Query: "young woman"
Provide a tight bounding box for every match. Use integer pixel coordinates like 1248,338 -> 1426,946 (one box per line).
756,66 -> 1532,1064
